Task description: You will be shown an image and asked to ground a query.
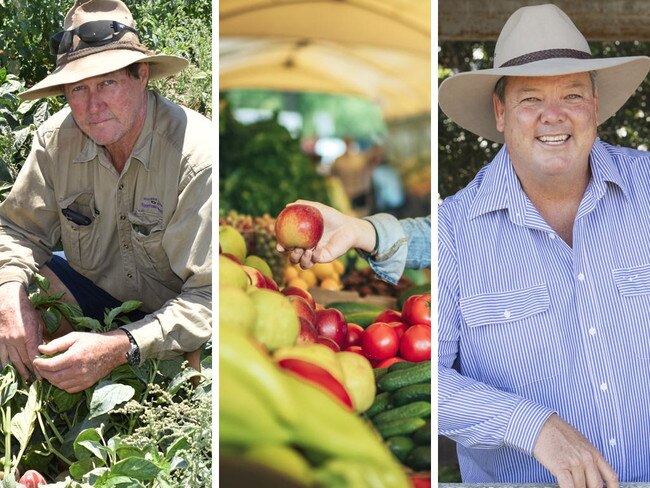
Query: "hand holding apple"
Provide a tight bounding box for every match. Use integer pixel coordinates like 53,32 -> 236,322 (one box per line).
276,200 -> 377,270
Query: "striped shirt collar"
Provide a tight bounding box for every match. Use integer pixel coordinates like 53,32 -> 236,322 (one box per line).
468,138 -> 629,222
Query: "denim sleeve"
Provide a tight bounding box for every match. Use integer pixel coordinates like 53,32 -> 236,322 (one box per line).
360,214 -> 431,284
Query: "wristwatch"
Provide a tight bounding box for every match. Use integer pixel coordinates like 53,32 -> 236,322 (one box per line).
121,328 -> 141,366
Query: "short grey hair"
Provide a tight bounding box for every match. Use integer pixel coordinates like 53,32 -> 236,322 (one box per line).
494,71 -> 597,102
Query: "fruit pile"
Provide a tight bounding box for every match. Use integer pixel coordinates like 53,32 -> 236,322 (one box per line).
343,267 -> 413,298
219,210 -> 287,283
283,260 -> 346,291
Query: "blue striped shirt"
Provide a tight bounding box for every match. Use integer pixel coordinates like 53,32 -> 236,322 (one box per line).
438,139 -> 650,482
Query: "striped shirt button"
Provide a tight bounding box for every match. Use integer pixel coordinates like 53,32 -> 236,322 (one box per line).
577,273 -> 585,282
609,438 -> 617,447
589,327 -> 597,336
600,382 -> 608,391
548,232 -> 556,239
503,310 -> 511,319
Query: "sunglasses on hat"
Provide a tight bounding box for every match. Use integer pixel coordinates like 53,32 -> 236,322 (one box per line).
50,20 -> 140,56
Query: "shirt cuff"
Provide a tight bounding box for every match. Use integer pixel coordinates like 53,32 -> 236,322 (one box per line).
503,398 -> 556,454
359,213 -> 408,285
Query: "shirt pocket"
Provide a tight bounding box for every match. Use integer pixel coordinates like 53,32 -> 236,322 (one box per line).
127,210 -> 178,284
459,284 -> 560,390
612,263 -> 650,359
57,192 -> 101,271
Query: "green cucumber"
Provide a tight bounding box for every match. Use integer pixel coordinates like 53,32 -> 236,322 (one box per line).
372,401 -> 431,424
388,361 -> 417,372
378,360 -> 431,391
373,367 -> 388,382
391,383 -> 431,406
365,391 -> 392,418
405,445 -> 431,471
411,421 -> 431,446
385,435 -> 415,462
344,310 -> 383,328
328,301 -> 385,317
374,417 -> 426,438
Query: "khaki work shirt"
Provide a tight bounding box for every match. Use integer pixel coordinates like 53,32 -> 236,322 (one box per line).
0,91 -> 212,360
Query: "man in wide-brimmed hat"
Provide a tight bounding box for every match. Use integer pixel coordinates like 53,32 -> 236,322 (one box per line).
0,0 -> 211,392
439,3 -> 650,486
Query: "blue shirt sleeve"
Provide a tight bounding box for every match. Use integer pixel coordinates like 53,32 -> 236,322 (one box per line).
360,214 -> 431,284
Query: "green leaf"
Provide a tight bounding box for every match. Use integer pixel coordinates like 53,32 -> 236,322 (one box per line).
88,381 -> 134,419
104,301 -> 142,328
51,385 -> 83,412
69,457 -> 102,480
72,316 -> 103,332
165,436 -> 189,460
73,427 -> 102,461
109,458 -> 161,481
78,439 -> 107,462
0,365 -> 17,406
10,380 -> 39,449
33,273 -> 50,292
166,368 -> 201,395
100,476 -> 145,488
42,307 -> 61,334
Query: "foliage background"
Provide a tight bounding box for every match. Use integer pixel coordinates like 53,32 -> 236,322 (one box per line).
439,40 -> 650,200
0,0 -> 212,201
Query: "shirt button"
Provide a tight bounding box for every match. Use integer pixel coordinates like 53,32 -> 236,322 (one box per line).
118,184 -> 124,190
609,438 -> 617,447
503,310 -> 511,319
548,233 -> 556,240
600,382 -> 608,391
577,273 -> 585,282
120,215 -> 126,220
589,327 -> 597,336
123,244 -> 129,250
126,273 -> 133,279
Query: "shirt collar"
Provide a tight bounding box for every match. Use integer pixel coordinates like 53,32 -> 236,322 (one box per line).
72,90 -> 156,170
468,138 -> 629,221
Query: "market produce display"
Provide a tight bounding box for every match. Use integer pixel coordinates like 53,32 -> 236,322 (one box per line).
219,224 -> 431,487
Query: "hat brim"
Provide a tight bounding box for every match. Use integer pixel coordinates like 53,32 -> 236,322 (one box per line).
20,49 -> 188,100
439,56 -> 650,143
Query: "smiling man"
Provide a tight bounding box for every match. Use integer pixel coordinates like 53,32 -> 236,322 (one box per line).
438,4 -> 650,487
0,0 -> 211,392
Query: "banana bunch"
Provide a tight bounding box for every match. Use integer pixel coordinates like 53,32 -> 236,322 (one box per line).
220,326 -> 410,488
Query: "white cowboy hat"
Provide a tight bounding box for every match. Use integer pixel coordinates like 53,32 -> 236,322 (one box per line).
20,0 -> 188,100
438,3 -> 650,143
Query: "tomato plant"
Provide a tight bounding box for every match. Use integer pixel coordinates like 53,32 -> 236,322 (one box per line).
399,325 -> 431,362
361,323 -> 399,362
401,293 -> 431,327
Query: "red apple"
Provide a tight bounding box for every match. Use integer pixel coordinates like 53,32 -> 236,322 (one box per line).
222,252 -> 242,265
275,204 -> 324,250
281,286 -> 316,309
347,323 -> 365,347
286,295 -> 316,324
297,317 -> 318,344
314,308 -> 348,350
317,335 -> 341,352
375,309 -> 404,324
242,265 -> 266,288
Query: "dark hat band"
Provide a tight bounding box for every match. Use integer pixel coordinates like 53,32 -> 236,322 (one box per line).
56,38 -> 151,67
499,48 -> 592,68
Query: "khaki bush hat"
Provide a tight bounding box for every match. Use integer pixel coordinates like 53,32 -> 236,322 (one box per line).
438,3 -> 650,143
20,0 -> 188,100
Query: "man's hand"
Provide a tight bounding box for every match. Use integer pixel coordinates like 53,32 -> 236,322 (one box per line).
276,200 -> 376,269
0,281 -> 44,380
533,413 -> 619,488
33,330 -> 129,393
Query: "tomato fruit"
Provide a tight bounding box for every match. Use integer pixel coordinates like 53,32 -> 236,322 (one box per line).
346,323 -> 365,347
374,309 -> 404,324
375,356 -> 405,368
361,323 -> 399,362
344,345 -> 365,356
388,321 -> 408,339
401,293 -> 431,327
19,470 -> 46,488
399,324 -> 431,362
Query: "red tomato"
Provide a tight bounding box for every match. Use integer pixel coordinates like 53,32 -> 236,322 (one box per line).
388,321 -> 408,339
401,293 -> 431,327
361,323 -> 399,362
346,323 -> 365,347
399,324 -> 431,362
374,309 -> 404,324
410,475 -> 431,488
344,345 -> 365,356
375,356 -> 405,368
19,470 -> 47,488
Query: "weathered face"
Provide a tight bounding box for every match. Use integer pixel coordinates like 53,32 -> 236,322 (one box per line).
493,72 -> 599,185
64,64 -> 149,152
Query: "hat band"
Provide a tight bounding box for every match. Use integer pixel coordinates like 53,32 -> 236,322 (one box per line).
57,39 -> 151,67
500,48 -> 591,68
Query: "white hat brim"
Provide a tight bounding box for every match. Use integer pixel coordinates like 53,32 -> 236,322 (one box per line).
20,49 -> 188,100
439,56 -> 650,143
